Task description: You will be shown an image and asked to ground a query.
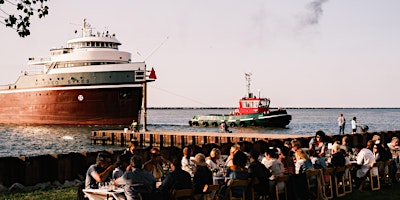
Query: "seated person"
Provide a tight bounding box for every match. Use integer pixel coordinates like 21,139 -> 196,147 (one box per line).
181,146 -> 195,177
144,147 -> 168,180
219,150 -> 249,199
115,155 -> 156,200
85,152 -> 116,189
158,157 -> 193,200
192,153 -> 213,196
248,149 -> 270,197
122,138 -> 139,157
112,154 -> 131,179
206,148 -> 223,174
355,140 -> 376,187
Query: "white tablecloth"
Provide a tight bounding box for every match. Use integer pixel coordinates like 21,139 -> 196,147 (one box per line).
82,188 -> 125,200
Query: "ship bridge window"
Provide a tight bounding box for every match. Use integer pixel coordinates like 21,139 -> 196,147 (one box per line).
242,100 -> 259,108
259,99 -> 270,107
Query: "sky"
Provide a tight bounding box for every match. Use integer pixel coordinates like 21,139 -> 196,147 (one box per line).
1,0 -> 399,108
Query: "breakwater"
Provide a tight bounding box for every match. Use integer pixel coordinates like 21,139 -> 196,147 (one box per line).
1,130 -> 399,189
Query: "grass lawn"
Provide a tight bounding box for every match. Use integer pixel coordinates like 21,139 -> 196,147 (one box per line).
0,186 -> 77,200
0,182 -> 399,200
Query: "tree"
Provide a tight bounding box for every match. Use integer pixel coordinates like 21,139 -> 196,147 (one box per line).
0,0 -> 49,37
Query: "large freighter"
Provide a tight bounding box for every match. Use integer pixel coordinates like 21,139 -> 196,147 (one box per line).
0,19 -> 156,125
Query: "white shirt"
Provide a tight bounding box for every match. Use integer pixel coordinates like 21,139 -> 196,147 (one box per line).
351,120 -> 357,129
356,148 -> 377,178
261,157 -> 283,180
181,156 -> 195,176
338,116 -> 345,126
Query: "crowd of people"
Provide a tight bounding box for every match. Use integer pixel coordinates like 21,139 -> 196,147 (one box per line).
82,131 -> 400,200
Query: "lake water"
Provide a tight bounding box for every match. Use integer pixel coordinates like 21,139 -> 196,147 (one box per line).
1,108 -> 399,157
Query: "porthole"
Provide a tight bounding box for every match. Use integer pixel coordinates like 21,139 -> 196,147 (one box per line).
77,94 -> 84,101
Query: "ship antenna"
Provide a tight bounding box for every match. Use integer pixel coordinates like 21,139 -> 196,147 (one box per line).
245,72 -> 252,98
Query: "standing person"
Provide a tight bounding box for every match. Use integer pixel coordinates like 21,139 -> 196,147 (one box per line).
85,152 -> 116,189
115,155 -> 156,200
351,117 -> 358,134
130,120 -> 138,132
338,113 -> 346,135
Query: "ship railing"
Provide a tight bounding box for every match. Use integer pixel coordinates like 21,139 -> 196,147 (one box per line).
21,68 -> 45,76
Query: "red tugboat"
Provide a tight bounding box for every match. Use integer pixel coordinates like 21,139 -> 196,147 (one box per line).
189,73 -> 291,128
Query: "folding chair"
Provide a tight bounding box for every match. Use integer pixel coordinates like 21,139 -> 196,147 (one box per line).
275,175 -> 289,200
358,162 -> 381,191
170,188 -> 194,200
344,164 -> 353,194
323,168 -> 335,199
226,179 -> 249,200
306,169 -> 320,199
203,184 -> 220,200
334,166 -> 346,197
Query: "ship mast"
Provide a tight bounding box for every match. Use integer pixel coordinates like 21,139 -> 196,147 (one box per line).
245,72 -> 252,98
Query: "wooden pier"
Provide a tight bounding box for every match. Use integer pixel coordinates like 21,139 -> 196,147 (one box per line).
90,129 -> 400,150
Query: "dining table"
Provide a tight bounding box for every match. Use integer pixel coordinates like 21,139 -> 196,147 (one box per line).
82,187 -> 125,200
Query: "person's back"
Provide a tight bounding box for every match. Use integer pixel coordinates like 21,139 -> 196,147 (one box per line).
248,150 -> 270,196
158,158 -> 192,199
120,168 -> 156,200
115,155 -> 156,200
193,165 -> 213,194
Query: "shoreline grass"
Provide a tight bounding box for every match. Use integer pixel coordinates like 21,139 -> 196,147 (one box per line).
1,182 -> 400,200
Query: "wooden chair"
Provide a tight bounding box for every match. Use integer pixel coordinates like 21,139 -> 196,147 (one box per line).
226,179 -> 249,200
202,184 -> 220,200
323,168 -> 335,200
249,177 -> 268,200
275,175 -> 289,200
381,159 -> 393,186
170,188 -> 194,200
334,166 -> 346,197
344,164 -> 353,194
369,162 -> 381,191
306,169 -> 320,199
358,162 -> 381,191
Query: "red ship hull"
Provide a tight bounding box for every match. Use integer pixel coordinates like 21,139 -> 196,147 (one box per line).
0,86 -> 142,125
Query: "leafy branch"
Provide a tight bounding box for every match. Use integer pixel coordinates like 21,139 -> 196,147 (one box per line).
0,0 -> 49,37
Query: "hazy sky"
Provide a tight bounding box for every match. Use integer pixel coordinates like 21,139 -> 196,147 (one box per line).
1,0 -> 399,108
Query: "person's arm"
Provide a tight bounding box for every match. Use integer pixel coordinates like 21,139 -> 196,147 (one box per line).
319,144 -> 326,157
91,164 -> 117,183
114,172 -> 128,186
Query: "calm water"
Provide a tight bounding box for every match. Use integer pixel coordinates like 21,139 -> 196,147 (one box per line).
1,108 -> 400,157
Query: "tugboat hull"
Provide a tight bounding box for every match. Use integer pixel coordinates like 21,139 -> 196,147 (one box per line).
189,110 -> 291,128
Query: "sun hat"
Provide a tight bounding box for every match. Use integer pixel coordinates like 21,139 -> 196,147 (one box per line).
191,153 -> 207,166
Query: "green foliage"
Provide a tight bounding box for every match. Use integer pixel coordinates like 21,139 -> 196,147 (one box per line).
0,186 -> 77,200
0,0 -> 49,37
